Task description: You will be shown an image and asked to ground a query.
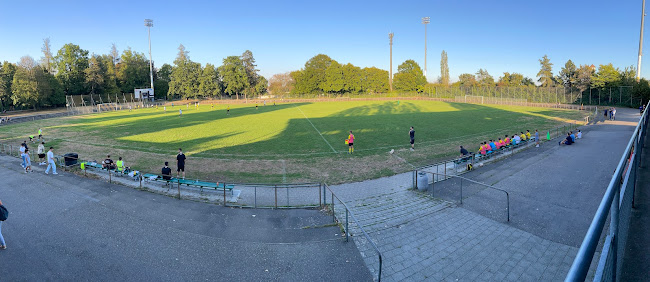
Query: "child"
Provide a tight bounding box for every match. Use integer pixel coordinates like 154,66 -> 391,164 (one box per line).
24,148 -> 32,173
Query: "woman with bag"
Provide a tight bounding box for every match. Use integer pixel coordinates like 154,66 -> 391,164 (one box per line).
0,199 -> 7,250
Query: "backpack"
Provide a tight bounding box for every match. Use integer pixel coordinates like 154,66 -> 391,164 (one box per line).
0,205 -> 8,221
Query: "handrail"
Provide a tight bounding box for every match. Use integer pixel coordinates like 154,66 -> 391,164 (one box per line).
566,102 -> 649,281
421,171 -> 510,222
323,183 -> 383,281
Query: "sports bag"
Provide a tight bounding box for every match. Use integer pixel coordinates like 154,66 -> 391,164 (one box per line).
0,205 -> 8,221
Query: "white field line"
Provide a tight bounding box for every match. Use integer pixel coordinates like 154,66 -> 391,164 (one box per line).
295,106 -> 337,153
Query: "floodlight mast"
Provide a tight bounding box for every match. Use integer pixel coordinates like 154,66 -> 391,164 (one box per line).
145,19 -> 154,91
638,0 -> 646,82
422,17 -> 430,79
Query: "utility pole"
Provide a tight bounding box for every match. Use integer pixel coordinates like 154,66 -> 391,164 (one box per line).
144,19 -> 154,90
638,0 -> 646,81
389,32 -> 394,92
422,17 -> 430,79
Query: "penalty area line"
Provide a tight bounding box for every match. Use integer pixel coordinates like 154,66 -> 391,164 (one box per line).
295,106 -> 337,153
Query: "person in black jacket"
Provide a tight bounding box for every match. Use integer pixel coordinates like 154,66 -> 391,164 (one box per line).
162,162 -> 172,181
0,199 -> 7,250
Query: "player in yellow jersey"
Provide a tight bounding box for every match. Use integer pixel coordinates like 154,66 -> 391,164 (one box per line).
347,131 -> 355,154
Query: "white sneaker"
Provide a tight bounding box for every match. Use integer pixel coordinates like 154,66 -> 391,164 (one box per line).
53,172 -> 58,175
45,172 -> 49,174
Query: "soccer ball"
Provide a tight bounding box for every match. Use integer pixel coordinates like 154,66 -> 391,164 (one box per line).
389,149 -> 395,154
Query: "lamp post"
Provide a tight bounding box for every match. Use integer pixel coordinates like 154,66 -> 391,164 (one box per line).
638,0 -> 646,81
422,17 -> 430,79
144,19 -> 154,91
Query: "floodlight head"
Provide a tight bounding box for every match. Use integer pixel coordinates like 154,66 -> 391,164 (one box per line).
144,19 -> 154,27
422,17 -> 430,24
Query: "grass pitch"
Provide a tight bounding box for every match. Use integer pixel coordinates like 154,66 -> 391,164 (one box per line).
0,100 -> 588,183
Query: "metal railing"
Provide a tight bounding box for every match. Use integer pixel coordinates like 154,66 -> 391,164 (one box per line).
323,183 -> 383,281
416,171 -> 510,222
566,102 -> 649,281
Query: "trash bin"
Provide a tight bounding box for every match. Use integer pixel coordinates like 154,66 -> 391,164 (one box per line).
417,172 -> 429,191
63,153 -> 78,166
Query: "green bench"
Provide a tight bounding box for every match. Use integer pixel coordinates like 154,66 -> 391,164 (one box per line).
143,173 -> 234,194
83,162 -> 140,179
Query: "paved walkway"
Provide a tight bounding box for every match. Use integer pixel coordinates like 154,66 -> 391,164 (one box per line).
329,107 -> 640,281
0,155 -> 371,281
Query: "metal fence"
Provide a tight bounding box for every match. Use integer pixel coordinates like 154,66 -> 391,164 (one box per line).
566,102 -> 650,281
323,183 -> 383,282
416,172 -> 510,222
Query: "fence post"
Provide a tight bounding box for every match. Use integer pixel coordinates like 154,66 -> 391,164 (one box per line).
178,179 -> 181,200
274,185 -> 278,209
331,192 -> 335,222
319,183 -> 322,207
139,174 -> 142,189
345,209 -> 349,242
223,182 -> 226,206
108,168 -> 111,183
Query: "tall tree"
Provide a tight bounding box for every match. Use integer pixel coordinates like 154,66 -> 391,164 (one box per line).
254,76 -> 268,96
393,59 -> 426,92
218,56 -> 248,97
291,54 -> 334,94
575,64 -> 594,93
110,44 -> 119,66
342,63 -> 363,93
154,63 -> 173,98
591,64 -> 620,88
11,56 -> 40,108
323,61 -> 344,93
0,61 -> 17,109
169,44 -> 201,98
457,73 -> 477,87
268,72 -> 294,95
40,38 -> 54,74
116,48 -> 150,93
440,50 -> 450,86
84,55 -> 106,94
362,67 -> 389,93
537,55 -> 554,87
475,68 -> 494,87
54,43 -> 89,95
559,60 -> 577,88
198,63 -> 221,97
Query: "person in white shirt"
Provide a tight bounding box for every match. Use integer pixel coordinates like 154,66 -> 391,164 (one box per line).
19,143 -> 26,168
45,147 -> 57,175
577,130 -> 582,139
37,142 -> 45,165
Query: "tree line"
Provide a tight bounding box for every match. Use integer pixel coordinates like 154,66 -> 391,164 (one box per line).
0,39 -> 268,110
271,52 -> 650,103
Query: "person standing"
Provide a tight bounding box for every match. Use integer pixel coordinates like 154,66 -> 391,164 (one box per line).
0,199 -> 7,250
45,147 -> 57,175
19,143 -> 26,168
177,148 -> 186,179
37,142 -> 45,165
24,148 -> 32,173
409,127 -> 415,151
38,128 -> 43,140
535,130 -> 540,147
347,131 -> 355,154
612,108 -> 617,120
179,109 -> 182,117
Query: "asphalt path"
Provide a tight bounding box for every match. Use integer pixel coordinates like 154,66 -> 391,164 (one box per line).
0,155 -> 371,281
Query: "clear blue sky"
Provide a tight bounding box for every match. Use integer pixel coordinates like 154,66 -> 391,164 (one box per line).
0,0 -> 647,82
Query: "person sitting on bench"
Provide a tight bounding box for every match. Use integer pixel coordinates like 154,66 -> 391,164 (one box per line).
102,155 -> 115,170
162,162 -> 172,180
459,146 -> 469,157
116,157 -> 127,172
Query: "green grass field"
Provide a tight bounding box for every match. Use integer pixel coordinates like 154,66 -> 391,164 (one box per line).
0,100 -> 587,183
